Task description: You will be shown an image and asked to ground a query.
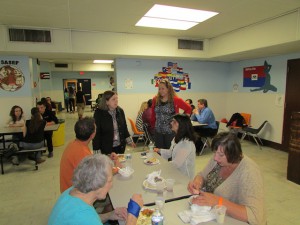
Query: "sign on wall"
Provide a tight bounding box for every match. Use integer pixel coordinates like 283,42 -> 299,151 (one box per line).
0,62 -> 25,92
243,60 -> 277,93
153,62 -> 191,92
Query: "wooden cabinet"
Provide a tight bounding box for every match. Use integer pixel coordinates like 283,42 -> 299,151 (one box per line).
287,112 -> 300,184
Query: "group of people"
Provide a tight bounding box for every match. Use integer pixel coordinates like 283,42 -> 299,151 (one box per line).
49,118 -> 265,225
6,100 -> 58,164
64,86 -> 86,119
46,79 -> 265,224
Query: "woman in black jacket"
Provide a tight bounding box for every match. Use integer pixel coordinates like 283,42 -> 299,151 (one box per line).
93,91 -> 135,154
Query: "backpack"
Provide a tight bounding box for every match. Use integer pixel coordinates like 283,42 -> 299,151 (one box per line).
3,142 -> 19,158
226,113 -> 246,127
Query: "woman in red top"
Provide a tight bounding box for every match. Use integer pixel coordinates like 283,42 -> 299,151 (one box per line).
151,79 -> 191,149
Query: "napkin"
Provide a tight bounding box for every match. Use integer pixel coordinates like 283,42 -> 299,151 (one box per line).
178,204 -> 215,224
146,170 -> 162,186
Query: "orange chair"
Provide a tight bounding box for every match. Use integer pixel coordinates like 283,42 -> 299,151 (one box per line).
127,118 -> 148,145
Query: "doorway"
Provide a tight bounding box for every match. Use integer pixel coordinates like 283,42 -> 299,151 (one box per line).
282,58 -> 300,150
63,79 -> 92,105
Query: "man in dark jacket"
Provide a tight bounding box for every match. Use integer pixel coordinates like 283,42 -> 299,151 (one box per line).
37,101 -> 58,158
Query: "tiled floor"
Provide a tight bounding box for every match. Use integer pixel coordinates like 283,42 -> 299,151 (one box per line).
0,110 -> 300,225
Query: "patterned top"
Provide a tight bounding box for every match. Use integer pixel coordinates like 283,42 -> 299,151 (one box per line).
154,101 -> 175,134
108,110 -> 121,147
203,164 -> 224,193
136,112 -> 144,132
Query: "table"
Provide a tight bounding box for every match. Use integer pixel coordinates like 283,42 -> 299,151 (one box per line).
109,152 -> 191,207
0,124 -> 60,149
191,121 -> 207,127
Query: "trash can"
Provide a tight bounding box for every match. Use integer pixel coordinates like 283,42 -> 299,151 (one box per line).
52,119 -> 65,147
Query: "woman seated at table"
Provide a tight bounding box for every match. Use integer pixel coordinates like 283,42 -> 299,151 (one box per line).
187,132 -> 266,225
20,107 -> 46,164
7,105 -> 25,142
48,154 -> 143,225
154,114 -> 196,179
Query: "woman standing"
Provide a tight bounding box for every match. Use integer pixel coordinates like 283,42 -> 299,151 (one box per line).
93,91 -> 135,155
154,114 -> 196,178
151,79 -> 191,149
68,86 -> 76,113
64,88 -> 69,113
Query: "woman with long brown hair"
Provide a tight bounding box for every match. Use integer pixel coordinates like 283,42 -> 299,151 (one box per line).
151,79 -> 191,149
21,107 -> 47,164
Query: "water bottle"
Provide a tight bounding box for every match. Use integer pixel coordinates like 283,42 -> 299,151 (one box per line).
125,153 -> 132,169
151,208 -> 164,225
148,141 -> 154,157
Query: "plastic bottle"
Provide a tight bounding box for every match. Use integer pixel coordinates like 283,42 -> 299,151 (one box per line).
125,153 -> 132,169
148,141 -> 154,153
151,208 -> 164,225
148,141 -> 154,158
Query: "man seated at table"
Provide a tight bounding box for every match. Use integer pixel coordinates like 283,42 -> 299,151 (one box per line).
191,99 -> 217,153
60,117 -> 125,223
50,154 -> 143,225
37,101 -> 58,158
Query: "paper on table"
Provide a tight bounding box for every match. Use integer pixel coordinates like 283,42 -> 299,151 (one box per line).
146,170 -> 162,186
178,204 -> 215,224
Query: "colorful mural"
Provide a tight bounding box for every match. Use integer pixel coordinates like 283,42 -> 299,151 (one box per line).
0,65 -> 25,92
153,62 -> 191,92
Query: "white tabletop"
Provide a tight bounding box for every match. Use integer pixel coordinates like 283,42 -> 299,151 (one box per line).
109,152 -> 191,208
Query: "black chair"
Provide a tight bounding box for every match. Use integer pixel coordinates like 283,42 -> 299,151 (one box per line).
199,121 -> 220,155
240,120 -> 268,149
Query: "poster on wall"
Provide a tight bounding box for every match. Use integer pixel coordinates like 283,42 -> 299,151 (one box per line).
0,62 -> 25,92
40,72 -> 50,79
243,60 -> 277,93
153,62 -> 191,92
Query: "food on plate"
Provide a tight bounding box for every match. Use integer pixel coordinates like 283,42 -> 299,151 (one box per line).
141,208 -> 154,217
118,154 -> 126,162
146,158 -> 158,164
112,167 -> 120,174
154,176 -> 163,183
137,208 -> 154,225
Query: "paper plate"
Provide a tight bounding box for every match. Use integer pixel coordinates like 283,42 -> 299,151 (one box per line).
143,158 -> 159,165
137,208 -> 154,225
142,179 -> 166,190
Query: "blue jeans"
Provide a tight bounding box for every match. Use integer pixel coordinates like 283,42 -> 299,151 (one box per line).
21,141 -> 44,159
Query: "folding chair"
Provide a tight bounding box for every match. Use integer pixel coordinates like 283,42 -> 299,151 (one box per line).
199,121 -> 220,155
241,120 -> 268,149
127,118 -> 148,145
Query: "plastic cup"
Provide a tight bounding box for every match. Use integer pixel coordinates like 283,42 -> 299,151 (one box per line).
165,178 -> 175,192
156,181 -> 165,194
213,205 -> 227,224
146,152 -> 153,159
155,196 -> 165,210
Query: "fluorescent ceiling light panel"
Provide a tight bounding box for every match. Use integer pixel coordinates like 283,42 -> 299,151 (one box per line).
145,4 -> 218,22
136,17 -> 198,30
136,4 -> 218,30
93,60 -> 113,64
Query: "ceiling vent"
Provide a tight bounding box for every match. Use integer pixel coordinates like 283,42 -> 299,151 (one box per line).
8,28 -> 51,42
178,39 -> 203,50
55,63 -> 68,68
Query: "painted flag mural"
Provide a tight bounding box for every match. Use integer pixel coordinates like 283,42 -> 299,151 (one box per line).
153,62 -> 191,92
243,66 -> 265,87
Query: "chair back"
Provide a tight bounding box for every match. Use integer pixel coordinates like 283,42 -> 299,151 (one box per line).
128,118 -> 144,135
256,120 -> 268,133
240,113 -> 251,126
